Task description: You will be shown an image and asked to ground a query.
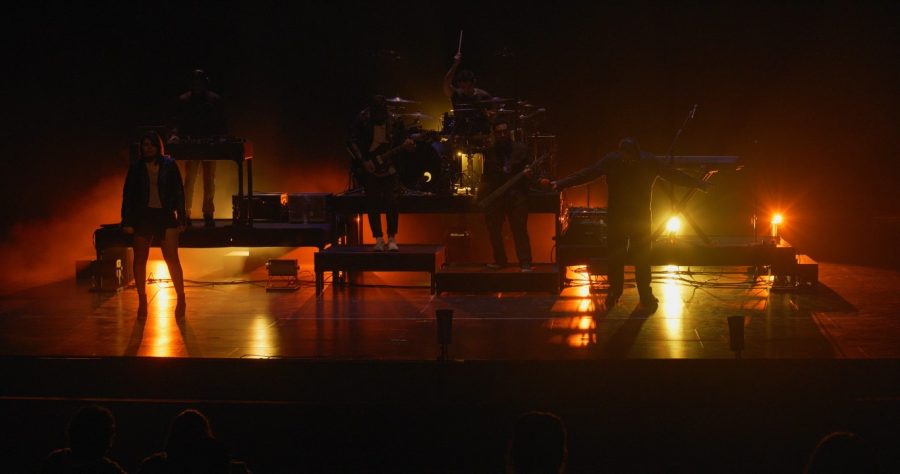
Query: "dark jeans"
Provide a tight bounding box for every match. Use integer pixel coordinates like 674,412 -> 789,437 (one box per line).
484,190 -> 531,265
364,174 -> 400,238
607,214 -> 653,297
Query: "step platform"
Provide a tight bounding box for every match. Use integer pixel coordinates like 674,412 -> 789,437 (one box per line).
314,245 -> 445,295
434,263 -> 560,294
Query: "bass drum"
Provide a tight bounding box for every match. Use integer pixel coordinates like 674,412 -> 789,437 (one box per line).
397,140 -> 444,194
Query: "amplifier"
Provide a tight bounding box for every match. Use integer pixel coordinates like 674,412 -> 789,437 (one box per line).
560,207 -> 608,246
91,259 -> 123,292
232,193 -> 287,222
286,193 -> 331,223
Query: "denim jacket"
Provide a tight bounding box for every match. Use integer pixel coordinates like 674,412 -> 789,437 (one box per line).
121,155 -> 187,227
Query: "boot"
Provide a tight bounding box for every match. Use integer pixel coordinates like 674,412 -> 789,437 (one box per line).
175,294 -> 186,319
137,293 -> 148,319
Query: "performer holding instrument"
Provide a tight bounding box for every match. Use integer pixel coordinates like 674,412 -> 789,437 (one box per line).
478,120 -> 543,272
348,95 -> 416,252
442,32 -> 492,144
442,30 -> 492,109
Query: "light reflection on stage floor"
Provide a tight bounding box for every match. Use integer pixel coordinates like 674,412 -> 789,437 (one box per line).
1,261 -> 898,360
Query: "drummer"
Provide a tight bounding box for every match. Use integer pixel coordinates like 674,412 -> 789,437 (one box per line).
443,53 -> 493,138
443,53 -> 492,109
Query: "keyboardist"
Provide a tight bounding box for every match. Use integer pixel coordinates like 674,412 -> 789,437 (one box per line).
169,69 -> 227,228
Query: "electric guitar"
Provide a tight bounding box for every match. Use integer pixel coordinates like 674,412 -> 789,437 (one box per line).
477,153 -> 548,209
351,131 -> 441,179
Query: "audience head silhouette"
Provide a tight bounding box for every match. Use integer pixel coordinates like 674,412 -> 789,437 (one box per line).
161,409 -> 229,472
42,404 -> 125,474
804,431 -> 877,474
67,404 -> 116,461
508,411 -> 568,474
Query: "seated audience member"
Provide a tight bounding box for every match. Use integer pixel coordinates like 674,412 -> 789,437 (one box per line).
42,405 -> 126,474
507,411 -> 568,474
139,409 -> 251,474
803,431 -> 878,474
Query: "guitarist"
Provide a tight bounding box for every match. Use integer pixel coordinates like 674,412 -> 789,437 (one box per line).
349,95 -> 415,251
479,120 -> 535,272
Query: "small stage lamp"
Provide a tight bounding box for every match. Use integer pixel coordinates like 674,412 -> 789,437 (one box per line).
771,213 -> 784,238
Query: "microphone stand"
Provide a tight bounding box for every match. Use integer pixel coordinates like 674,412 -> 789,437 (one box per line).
661,104 -> 698,228
665,104 -> 698,165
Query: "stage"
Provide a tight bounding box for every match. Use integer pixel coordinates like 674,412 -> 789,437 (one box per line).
2,261 -> 900,472
2,260 -> 898,360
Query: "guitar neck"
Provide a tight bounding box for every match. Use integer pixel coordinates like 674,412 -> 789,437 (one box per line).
478,170 -> 528,209
478,153 -> 547,209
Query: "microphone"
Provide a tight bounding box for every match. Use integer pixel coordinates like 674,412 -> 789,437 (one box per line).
689,104 -> 698,120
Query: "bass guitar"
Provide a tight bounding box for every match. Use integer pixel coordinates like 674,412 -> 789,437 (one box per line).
477,153 -> 548,209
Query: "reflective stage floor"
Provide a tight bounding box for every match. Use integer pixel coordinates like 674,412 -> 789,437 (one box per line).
2,260 -> 900,472
2,260 -> 899,360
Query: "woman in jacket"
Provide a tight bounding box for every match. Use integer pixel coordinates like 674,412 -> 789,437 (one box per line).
122,131 -> 187,318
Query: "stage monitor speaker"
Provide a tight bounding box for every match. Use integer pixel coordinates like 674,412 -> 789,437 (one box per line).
286,193 -> 331,223
560,207 -> 608,246
91,259 -> 123,292
232,194 -> 287,222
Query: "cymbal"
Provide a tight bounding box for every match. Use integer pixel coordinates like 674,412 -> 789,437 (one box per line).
483,96 -> 517,104
450,108 -> 479,113
494,108 -> 517,115
394,112 -> 434,121
385,96 -> 418,104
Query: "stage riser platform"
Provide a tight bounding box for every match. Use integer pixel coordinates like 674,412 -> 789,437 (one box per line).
435,264 -> 559,294
330,193 -> 560,214
558,244 -> 797,267
93,223 -> 332,254
314,245 -> 445,295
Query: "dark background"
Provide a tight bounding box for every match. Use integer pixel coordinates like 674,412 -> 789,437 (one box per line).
2,1 -> 898,283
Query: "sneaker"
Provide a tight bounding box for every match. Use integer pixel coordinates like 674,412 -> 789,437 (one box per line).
387,237 -> 399,252
203,214 -> 215,228
485,263 -> 505,270
373,237 -> 386,252
520,263 -> 533,272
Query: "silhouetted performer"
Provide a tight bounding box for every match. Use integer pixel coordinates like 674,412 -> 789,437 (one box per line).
122,130 -> 187,318
42,405 -> 126,474
480,120 -> 535,271
170,69 -> 226,228
348,95 -> 414,252
443,53 -> 492,138
139,409 -> 251,474
443,52 -> 492,109
553,138 -> 708,311
507,411 -> 568,474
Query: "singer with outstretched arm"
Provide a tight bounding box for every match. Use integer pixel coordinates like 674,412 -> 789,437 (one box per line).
552,137 -> 709,311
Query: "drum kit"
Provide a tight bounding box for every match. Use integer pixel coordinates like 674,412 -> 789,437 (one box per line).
385,95 -> 550,196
